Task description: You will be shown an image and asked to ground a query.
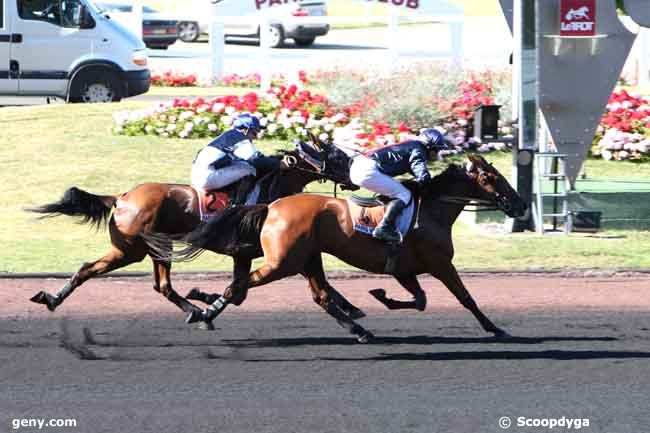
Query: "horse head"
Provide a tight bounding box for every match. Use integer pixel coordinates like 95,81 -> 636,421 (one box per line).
463,154 -> 527,218
290,132 -> 356,189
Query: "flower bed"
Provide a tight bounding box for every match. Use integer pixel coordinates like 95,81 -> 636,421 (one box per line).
593,90 -> 650,161
115,69 -> 512,156
114,85 -> 349,141
151,71 -> 198,87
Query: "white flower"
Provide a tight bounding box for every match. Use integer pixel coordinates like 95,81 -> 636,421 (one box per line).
212,103 -> 225,113
184,122 -> 194,131
225,106 -> 236,115
282,119 -> 293,129
179,131 -> 189,138
180,111 -> 194,120
169,116 -> 177,123
601,149 -> 613,160
145,125 -> 153,133
208,124 -> 218,132
319,133 -> 329,142
267,124 -> 278,134
166,124 -> 177,132
222,116 -> 233,126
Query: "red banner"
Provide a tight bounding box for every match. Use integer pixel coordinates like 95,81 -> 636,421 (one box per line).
560,0 -> 596,36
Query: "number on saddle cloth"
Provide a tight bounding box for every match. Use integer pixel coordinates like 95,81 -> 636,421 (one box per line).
346,196 -> 415,240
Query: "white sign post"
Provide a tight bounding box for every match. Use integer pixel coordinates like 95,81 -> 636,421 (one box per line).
209,19 -> 225,82
131,0 -> 143,41
258,18 -> 272,91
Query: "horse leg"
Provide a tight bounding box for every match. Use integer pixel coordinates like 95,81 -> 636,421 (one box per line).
369,274 -> 427,311
304,255 -> 374,343
151,259 -> 207,327
300,270 -> 365,320
432,262 -> 508,337
186,288 -> 221,305
186,257 -> 281,324
186,257 -> 253,306
30,247 -> 144,311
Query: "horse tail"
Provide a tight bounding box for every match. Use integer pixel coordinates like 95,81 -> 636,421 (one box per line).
143,205 -> 270,262
25,186 -> 117,230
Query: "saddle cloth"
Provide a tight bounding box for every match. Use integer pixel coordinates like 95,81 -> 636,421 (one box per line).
346,198 -> 415,239
194,184 -> 260,221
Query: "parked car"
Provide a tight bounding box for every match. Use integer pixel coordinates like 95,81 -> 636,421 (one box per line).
179,0 -> 329,48
96,3 -> 178,49
0,0 -> 150,102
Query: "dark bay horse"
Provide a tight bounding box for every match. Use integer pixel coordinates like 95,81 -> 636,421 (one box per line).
150,154 -> 527,341
26,143 -> 354,323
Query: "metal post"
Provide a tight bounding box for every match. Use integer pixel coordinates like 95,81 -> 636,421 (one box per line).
510,0 -> 537,233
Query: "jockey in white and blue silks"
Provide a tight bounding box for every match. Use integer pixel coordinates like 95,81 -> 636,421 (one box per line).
347,128 -> 448,242
191,113 -> 285,205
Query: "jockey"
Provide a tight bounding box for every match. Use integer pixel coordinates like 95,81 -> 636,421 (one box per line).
348,128 -> 448,242
191,113 -> 285,206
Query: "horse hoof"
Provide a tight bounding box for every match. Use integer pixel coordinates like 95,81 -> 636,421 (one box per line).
186,288 -> 202,301
186,309 -> 204,324
348,308 -> 366,320
368,288 -> 386,301
30,291 -> 58,312
197,321 -> 215,331
357,331 -> 374,344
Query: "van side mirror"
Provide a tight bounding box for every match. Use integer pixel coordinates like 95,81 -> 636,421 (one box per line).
79,4 -> 96,29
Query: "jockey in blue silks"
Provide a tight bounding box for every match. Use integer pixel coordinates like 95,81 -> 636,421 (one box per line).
191,113 -> 286,205
348,128 -> 449,242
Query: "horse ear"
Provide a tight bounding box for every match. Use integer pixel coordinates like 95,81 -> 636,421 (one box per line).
307,131 -> 322,151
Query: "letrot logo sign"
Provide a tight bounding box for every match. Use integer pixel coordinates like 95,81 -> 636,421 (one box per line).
560,0 -> 596,36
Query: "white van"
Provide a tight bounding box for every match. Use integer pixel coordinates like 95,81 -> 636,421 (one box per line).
0,0 -> 150,102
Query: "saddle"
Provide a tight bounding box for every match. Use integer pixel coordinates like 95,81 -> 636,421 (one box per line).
194,182 -> 261,221
195,186 -> 234,221
347,191 -> 418,275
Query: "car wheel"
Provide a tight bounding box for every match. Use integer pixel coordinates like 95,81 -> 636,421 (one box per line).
71,71 -> 121,103
178,21 -> 200,42
294,36 -> 316,47
260,24 -> 284,48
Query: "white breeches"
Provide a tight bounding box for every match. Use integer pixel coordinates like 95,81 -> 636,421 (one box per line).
349,156 -> 412,204
191,161 -> 256,190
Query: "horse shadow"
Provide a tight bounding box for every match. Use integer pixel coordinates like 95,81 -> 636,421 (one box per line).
220,335 -> 650,363
222,334 -> 619,348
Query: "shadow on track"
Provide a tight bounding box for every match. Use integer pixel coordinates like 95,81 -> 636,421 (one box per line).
326,350 -> 650,362
222,335 -> 619,348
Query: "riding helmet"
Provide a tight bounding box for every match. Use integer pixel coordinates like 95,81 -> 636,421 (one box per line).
419,128 -> 448,150
233,113 -> 263,133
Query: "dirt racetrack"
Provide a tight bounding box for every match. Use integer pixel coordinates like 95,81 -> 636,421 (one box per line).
1,273 -> 649,433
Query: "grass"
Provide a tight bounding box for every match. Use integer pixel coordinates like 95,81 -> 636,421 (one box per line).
2,101 -> 650,274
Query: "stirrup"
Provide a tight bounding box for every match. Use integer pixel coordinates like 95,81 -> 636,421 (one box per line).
372,226 -> 402,243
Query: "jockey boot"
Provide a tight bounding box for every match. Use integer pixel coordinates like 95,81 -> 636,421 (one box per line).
231,175 -> 256,206
372,198 -> 406,243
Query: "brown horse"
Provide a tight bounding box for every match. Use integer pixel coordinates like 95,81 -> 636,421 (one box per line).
149,154 -> 528,341
26,142 -> 355,324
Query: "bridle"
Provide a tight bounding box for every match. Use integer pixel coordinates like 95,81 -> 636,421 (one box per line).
436,162 -> 512,213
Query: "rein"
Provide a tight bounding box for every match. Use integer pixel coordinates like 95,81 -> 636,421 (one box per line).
436,195 -> 499,212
